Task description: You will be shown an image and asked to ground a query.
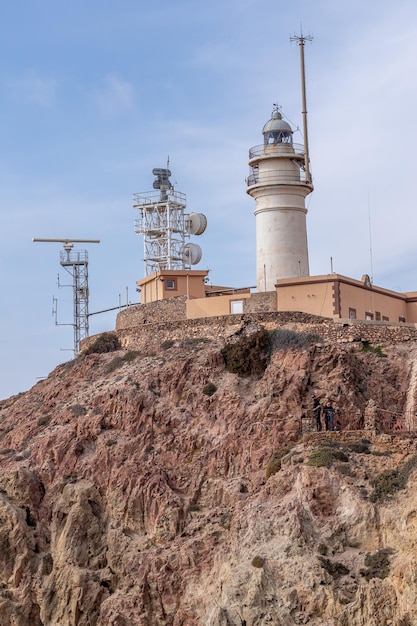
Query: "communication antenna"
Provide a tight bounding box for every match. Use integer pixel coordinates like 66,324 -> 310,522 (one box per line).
133,168 -> 207,275
33,238 -> 100,355
368,190 -> 374,284
290,29 -> 313,184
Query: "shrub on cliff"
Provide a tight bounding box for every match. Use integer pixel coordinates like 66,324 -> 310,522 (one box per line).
270,329 -> 322,350
221,329 -> 271,378
221,328 -> 321,378
251,555 -> 264,568
202,382 -> 217,396
370,455 -> 417,502
308,445 -> 349,468
361,341 -> 386,357
360,548 -> 393,580
318,557 -> 349,579
266,447 -> 290,479
83,332 -> 121,355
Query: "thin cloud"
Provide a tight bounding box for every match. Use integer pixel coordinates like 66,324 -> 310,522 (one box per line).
93,74 -> 135,117
8,71 -> 57,106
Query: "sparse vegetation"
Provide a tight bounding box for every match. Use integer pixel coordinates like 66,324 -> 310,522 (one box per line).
360,548 -> 393,580
251,555 -> 264,568
346,440 -> 371,454
370,455 -> 417,502
83,332 -> 121,355
161,339 -> 175,350
221,327 -> 323,379
202,382 -> 217,396
41,553 -> 54,576
0,426 -> 13,442
308,445 -> 349,468
361,341 -> 386,357
106,356 -> 125,373
336,463 -> 355,477
266,447 -> 290,479
105,350 -> 140,373
221,328 -> 272,378
124,350 -> 139,362
70,404 -> 86,417
318,556 -> 349,579
37,415 -> 51,427
183,337 -> 209,346
270,329 -> 323,350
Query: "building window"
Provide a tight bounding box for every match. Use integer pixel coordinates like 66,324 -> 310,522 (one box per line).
165,279 -> 176,290
349,308 -> 356,320
399,316 -> 406,323
230,300 -> 244,314
375,311 -> 381,321
382,315 -> 389,322
365,312 -> 374,320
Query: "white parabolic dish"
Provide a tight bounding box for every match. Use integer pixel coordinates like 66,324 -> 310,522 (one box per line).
185,213 -> 208,236
182,242 -> 202,265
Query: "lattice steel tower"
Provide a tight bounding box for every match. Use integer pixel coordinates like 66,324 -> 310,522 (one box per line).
33,238 -> 100,354
133,168 -> 207,275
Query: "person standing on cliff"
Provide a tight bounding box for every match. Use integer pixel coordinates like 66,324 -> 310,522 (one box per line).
312,395 -> 322,431
324,401 -> 334,431
333,408 -> 342,431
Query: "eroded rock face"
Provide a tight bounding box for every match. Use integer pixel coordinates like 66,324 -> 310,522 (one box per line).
0,325 -> 416,625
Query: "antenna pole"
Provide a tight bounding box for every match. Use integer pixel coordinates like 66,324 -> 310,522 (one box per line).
290,31 -> 313,184
33,238 -> 100,354
368,190 -> 374,284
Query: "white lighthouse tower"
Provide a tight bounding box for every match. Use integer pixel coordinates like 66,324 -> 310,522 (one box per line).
246,105 -> 313,291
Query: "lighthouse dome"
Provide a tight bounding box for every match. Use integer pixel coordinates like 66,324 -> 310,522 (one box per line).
262,109 -> 293,145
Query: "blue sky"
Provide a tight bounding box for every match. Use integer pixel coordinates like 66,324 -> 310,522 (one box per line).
1,0 -> 417,398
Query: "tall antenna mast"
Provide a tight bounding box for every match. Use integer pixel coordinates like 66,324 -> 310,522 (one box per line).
33,238 -> 100,354
290,29 -> 313,184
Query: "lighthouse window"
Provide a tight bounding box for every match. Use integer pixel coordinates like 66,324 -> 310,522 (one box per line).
266,131 -> 293,145
349,308 -> 356,320
166,279 -> 176,290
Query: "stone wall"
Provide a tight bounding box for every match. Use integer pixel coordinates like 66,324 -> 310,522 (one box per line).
115,296 -> 187,330
81,304 -> 417,355
84,309 -> 417,355
243,291 -> 277,313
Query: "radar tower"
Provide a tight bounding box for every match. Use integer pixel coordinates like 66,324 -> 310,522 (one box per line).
133,168 -> 207,275
33,238 -> 100,354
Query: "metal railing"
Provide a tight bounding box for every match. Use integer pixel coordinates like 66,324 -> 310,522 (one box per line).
249,142 -> 306,159
133,189 -> 186,207
305,406 -> 416,434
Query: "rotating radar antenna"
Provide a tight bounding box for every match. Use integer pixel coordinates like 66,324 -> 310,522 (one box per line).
133,166 -> 208,274
33,238 -> 100,355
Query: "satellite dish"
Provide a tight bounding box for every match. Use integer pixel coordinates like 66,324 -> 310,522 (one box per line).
182,243 -> 202,265
185,212 -> 208,236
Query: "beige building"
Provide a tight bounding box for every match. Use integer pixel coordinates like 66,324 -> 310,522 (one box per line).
136,269 -> 417,324
137,270 -> 209,303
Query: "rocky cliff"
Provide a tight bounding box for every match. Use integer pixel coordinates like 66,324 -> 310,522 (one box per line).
0,318 -> 417,625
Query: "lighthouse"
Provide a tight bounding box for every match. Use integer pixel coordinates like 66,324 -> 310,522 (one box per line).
246,105 -> 313,291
